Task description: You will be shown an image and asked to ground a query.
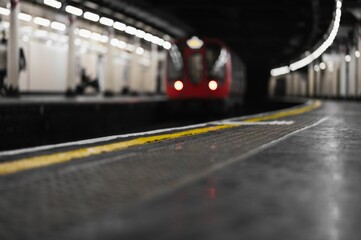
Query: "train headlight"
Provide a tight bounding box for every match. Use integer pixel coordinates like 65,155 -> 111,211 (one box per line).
174,80 -> 184,91
208,80 -> 218,91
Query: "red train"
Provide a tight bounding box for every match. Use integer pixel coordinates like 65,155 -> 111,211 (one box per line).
165,36 -> 247,108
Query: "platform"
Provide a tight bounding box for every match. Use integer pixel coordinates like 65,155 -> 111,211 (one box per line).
0,95 -> 169,151
0,99 -> 359,240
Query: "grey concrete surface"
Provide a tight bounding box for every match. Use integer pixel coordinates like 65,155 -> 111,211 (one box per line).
0,100 -> 360,240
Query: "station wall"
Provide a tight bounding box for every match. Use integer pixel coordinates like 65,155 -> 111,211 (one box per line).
1,1 -> 167,95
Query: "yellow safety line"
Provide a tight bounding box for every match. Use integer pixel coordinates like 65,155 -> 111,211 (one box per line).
244,100 -> 321,122
0,125 -> 234,175
0,100 -> 322,176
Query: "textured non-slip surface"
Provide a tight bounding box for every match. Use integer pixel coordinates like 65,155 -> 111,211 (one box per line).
1,100 -> 359,240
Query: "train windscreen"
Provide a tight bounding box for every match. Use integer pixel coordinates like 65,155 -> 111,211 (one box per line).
206,44 -> 227,81
167,44 -> 184,81
188,53 -> 203,84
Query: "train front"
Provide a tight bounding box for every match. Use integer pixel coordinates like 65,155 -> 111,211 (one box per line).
165,36 -> 231,99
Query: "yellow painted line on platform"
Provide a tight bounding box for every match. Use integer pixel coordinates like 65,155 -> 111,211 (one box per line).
0,124 -> 234,175
244,100 -> 321,122
0,100 -> 322,176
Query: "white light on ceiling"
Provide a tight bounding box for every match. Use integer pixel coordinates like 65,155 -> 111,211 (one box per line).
65,5 -> 83,16
314,65 -> 320,72
345,55 -> 351,62
163,41 -> 172,50
91,32 -> 102,41
110,38 -> 119,47
100,17 -> 114,27
0,7 -> 10,16
110,38 -> 126,49
144,33 -> 153,42
79,29 -> 92,38
125,26 -> 136,35
84,11 -> 100,22
355,51 -> 360,58
100,35 -> 109,43
156,38 -> 165,46
118,40 -> 126,49
44,0 -> 61,9
271,0 -> 343,76
136,47 -> 144,55
135,29 -> 145,38
270,66 -> 290,77
18,13 -> 32,22
113,21 -> 126,31
319,62 -> 326,70
152,36 -> 160,45
34,17 -> 51,27
51,21 -> 66,31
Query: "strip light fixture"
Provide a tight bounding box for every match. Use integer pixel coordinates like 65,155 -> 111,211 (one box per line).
44,0 -> 62,9
65,5 -> 83,16
0,7 -> 10,16
51,21 -> 66,31
34,17 -> 51,27
0,1 -> 174,50
18,13 -> 32,22
83,11 -> 100,22
99,17 -> 114,26
271,0 -> 342,77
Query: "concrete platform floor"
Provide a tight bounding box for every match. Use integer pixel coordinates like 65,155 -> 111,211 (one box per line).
0,99 -> 359,240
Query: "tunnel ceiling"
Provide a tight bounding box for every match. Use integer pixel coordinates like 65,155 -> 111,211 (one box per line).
79,0 -> 360,71
82,0 -> 355,70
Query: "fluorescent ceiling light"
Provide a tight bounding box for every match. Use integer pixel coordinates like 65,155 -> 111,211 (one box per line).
151,36 -> 160,45
51,21 -> 66,31
156,38 -> 165,46
118,40 -> 126,49
79,29 -> 92,38
91,32 -> 102,41
345,55 -> 351,62
355,51 -> 360,58
113,21 -> 126,31
65,5 -> 83,16
99,17 -> 114,26
270,66 -> 290,76
271,0 -> 343,76
136,47 -> 144,55
84,11 -> 100,22
163,41 -> 171,50
18,13 -> 32,22
34,17 -> 51,27
100,35 -> 109,43
135,29 -> 145,38
125,26 -> 136,35
110,38 -> 119,47
144,33 -> 153,42
44,0 -> 61,9
0,7 -> 10,16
